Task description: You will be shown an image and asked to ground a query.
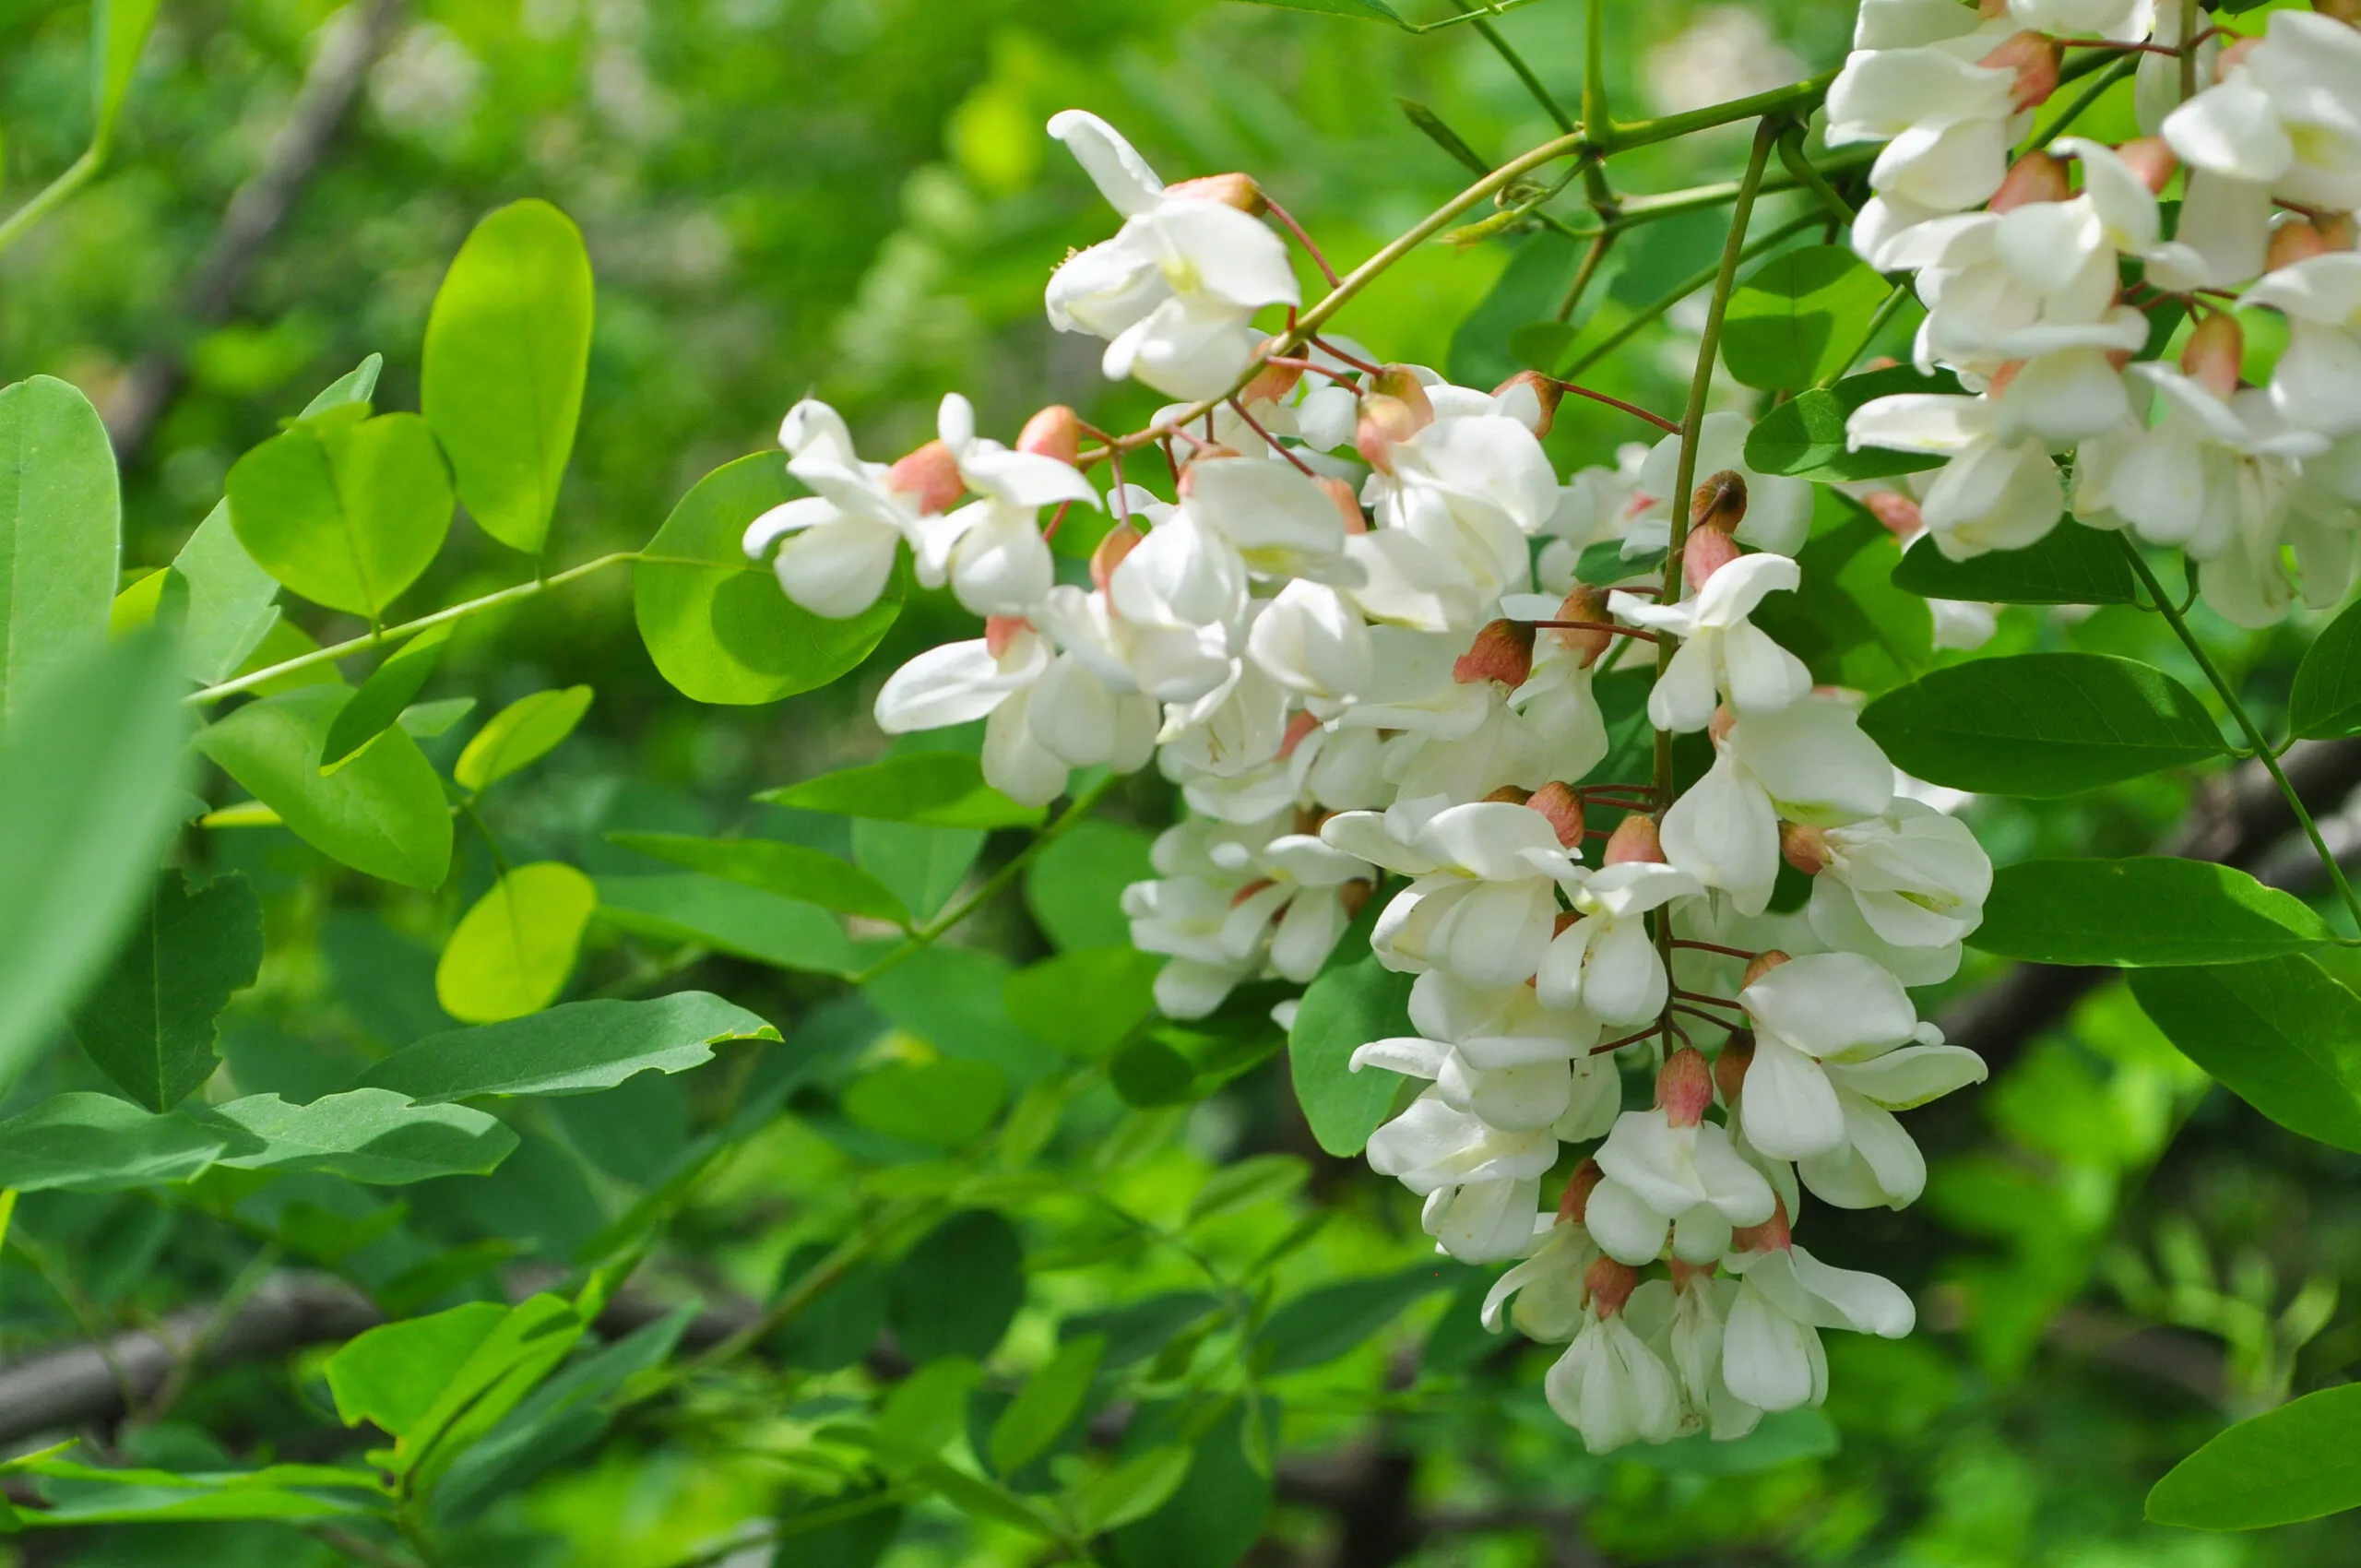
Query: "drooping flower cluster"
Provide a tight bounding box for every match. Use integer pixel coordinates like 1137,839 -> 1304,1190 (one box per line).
1833,0 -> 2361,625
744,107 -> 1997,1452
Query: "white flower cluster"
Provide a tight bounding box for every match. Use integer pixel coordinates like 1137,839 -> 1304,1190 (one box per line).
1833,0 -> 2361,625
743,109 -> 1998,1453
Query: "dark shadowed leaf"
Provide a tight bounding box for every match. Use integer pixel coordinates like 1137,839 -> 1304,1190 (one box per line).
356,992 -> 777,1101
72,871 -> 263,1111
2130,956 -> 2361,1151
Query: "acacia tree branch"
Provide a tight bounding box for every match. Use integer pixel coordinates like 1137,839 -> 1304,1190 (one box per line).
104,0 -> 409,461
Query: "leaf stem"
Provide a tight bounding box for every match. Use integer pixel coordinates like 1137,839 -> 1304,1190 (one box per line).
1774,125 -> 1854,222
2116,537 -> 2361,932
0,146 -> 104,259
1583,0 -> 1609,150
1554,227 -> 1616,323
1608,71 -> 1840,153
1818,281 -> 1914,389
1453,0 -> 1575,134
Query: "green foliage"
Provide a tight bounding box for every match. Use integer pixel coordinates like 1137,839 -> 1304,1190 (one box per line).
843,1058 -> 1008,1145
321,625 -> 450,770
1890,528 -> 2141,605
1750,496 -> 1931,694
421,201 -> 595,556
225,410 -> 453,620
889,1209 -> 1026,1360
2291,595 -> 2361,740
761,751 -> 1047,828
454,685 -> 593,792
434,862 -> 599,1023
172,502 -> 282,686
1720,246 -> 1891,391
89,0 -> 161,147
1742,365 -> 1954,481
607,832 -> 911,924
1974,859 -> 2332,968
1860,652 -> 2228,796
357,992 -> 777,1100
2148,1384 -> 2361,1530
1005,949 -> 1161,1059
70,870 -> 263,1111
2131,957 -> 2361,1151
1287,949 -> 1412,1157
991,1333 -> 1106,1474
596,873 -> 858,974
0,376 -> 117,726
1257,1266 -> 1458,1374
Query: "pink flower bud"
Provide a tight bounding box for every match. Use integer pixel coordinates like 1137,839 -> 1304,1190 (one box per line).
1740,949 -> 1790,990
1163,172 -> 1266,214
2116,137 -> 2177,196
1668,1256 -> 1719,1292
1730,1196 -> 1793,1254
1017,404 -> 1080,465
1861,490 -> 1925,541
1989,150 -> 2070,214
1091,521 -> 1145,597
1981,31 -> 2060,112
1316,474 -> 1368,535
1240,350 -> 1303,408
885,439 -> 964,515
1370,363 -> 1433,419
1656,1048 -> 1714,1128
1780,822 -> 1829,875
1603,814 -> 1666,865
1691,469 -> 1749,534
1550,586 -> 1614,667
1354,396 -> 1421,473
1584,1254 -> 1641,1317
2269,219 -> 2333,272
2181,310 -> 2244,400
1453,618 -> 1536,688
984,614 -> 1031,659
1707,704 -> 1737,745
1276,708 -> 1321,760
1528,782 -> 1585,849
1558,1158 -> 1603,1223
1493,369 -> 1564,437
1714,1030 -> 1754,1109
2321,213 -> 2359,252
1683,523 -> 1743,590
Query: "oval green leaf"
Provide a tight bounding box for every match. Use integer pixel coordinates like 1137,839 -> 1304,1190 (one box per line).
194,685 -> 454,888
1287,952 -> 1416,1158
1743,364 -> 1955,481
0,375 -> 120,725
1891,527 -> 2140,606
1004,948 -> 1160,1061
1974,858 -> 2331,968
455,685 -> 592,792
635,453 -> 904,705
758,752 -> 1044,829
843,1059 -> 1007,1147
1721,245 -> 1892,391
226,411 -> 453,619
435,862 -> 599,1023
356,992 -> 777,1101
323,625 -> 450,771
2130,956 -> 2361,1151
605,831 -> 909,924
421,200 -> 595,555
989,1333 -> 1105,1476
2291,595 -> 2361,740
595,873 -> 856,976
2149,1384 -> 2361,1530
1859,652 -> 2227,796
172,500 -> 281,686
71,870 -> 263,1111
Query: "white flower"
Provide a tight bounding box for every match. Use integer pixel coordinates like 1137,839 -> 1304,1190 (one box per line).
1645,1268 -> 1763,1442
1846,393 -> 2064,559
2008,0 -> 2152,42
1366,1090 -> 1560,1262
907,394 -> 1098,616
1536,862 -> 1704,1026
1825,17 -> 2023,218
1660,698 -> 1896,916
1587,1111 -> 1779,1269
743,400 -> 920,619
1624,414 -> 1814,557
1126,812 -> 1372,1016
1248,580 -> 1376,703
1722,1237 -> 1916,1413
1482,1217 -> 1597,1342
1797,798 -> 1992,955
2164,12 -> 2361,214
1545,1271 -> 1684,1453
2242,252 -> 2361,438
1612,553 -> 1812,734
1043,112 -> 1300,398
1322,797 -> 1581,988
1353,970 -> 1614,1135
1363,396 -> 1559,606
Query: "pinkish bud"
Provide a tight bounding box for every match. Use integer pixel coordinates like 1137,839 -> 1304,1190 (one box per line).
1603,814 -> 1666,865
2322,213 -> 2359,252
984,614 -> 1031,659
1370,363 -> 1433,418
2182,310 -> 2244,400
2218,36 -> 2261,78
1714,1030 -> 1754,1108
1482,784 -> 1535,805
1017,405 -> 1080,466
1981,30 -> 2060,112
1559,1158 -> 1604,1224
1740,949 -> 1790,991
1730,1196 -> 1793,1254
1528,782 -> 1585,849
1683,524 -> 1743,590
1276,708 -> 1321,760
1668,1256 -> 1719,1292
1860,490 -> 1925,542
1241,350 -> 1303,408
2116,137 -> 2177,196
1691,469 -> 1749,534
1989,150 -> 2070,214
1493,369 -> 1564,437
1091,521 -> 1145,597
1781,822 -> 1829,876
2269,219 -> 2333,272
1656,1048 -> 1714,1128
1585,1255 -> 1642,1317
1549,586 -> 1614,667
1163,171 -> 1266,214
1354,396 -> 1422,473
1316,474 -> 1368,535
885,439 -> 964,515
1707,704 -> 1737,745
1453,618 -> 1536,687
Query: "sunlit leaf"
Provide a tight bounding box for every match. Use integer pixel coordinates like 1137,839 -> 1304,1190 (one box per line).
454,685 -> 592,792
226,411 -> 453,620
356,992 -> 777,1101
435,862 -> 599,1023
1974,859 -> 2331,967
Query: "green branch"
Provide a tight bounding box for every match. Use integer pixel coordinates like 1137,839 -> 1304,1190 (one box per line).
1555,211 -> 1822,382
1451,0 -> 1573,133
0,148 -> 105,260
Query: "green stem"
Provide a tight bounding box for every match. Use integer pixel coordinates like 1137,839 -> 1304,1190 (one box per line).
688,1195 -> 947,1372
185,551 -> 640,707
0,146 -> 104,259
2034,53 -> 2138,151
1556,212 -> 1821,381
1554,228 -> 1616,323
2117,537 -> 2361,932
849,774 -> 1121,987
1398,0 -> 1550,32
1453,1 -> 1574,134
1583,0 -> 1609,150
1775,125 -> 1854,222
1818,281 -> 1913,388
1610,69 -> 1840,153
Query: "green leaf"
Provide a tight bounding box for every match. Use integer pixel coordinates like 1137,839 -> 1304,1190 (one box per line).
771,1485 -> 905,1568
990,1334 -> 1105,1476
1026,819 -> 1155,949
842,1059 -> 1007,1146
326,1294 -> 583,1491
1721,245 -> 1892,391
89,0 -> 160,144
1228,0 -> 1403,18
400,696 -> 475,739
326,1301 -> 512,1436
172,501 -> 280,685
1110,1406 -> 1272,1568
2291,594 -> 2361,740
853,818 -> 982,922
1858,653 -> 2227,796
109,564 -> 184,636
864,945 -> 1062,1084
225,412 -> 453,619
70,870 -> 263,1111
1287,952 -> 1414,1157
758,752 -> 1044,829
606,832 -> 909,925
596,873 -> 857,976
888,1209 -> 1025,1360
1974,859 -> 2331,967
435,861 -> 599,1023
300,353 -> 384,419
1396,98 -> 1490,176
2131,956 -> 2361,1150
1255,1266 -> 1459,1374
455,684 -> 592,792
1070,1445 -> 1194,1536
356,992 -> 777,1101
2148,1384 -> 2361,1530
0,1093 -> 226,1192
0,631 -> 189,1087
0,375 -> 119,724
1743,364 -> 1956,481
1750,496 -> 1932,695
1891,527 -> 2140,606
205,1087 -> 517,1184
824,1426 -> 1058,1538
421,200 -> 594,555
1004,949 -> 1160,1060
322,625 -> 450,770
194,685 -> 454,888
1187,1154 -> 1310,1225
634,453 -> 904,705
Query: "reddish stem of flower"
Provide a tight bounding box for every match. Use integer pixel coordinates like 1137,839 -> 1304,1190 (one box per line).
1672,939 -> 1756,959
1264,196 -> 1342,289
1310,335 -> 1382,375
1589,1025 -> 1662,1056
1228,398 -> 1316,476
1041,501 -> 1072,542
1260,355 -> 1365,385
1670,1004 -> 1740,1033
1548,379 -> 1681,434
1673,989 -> 1748,1013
